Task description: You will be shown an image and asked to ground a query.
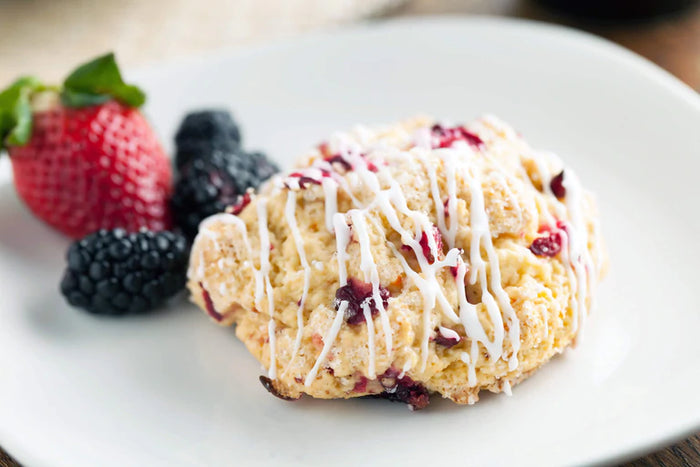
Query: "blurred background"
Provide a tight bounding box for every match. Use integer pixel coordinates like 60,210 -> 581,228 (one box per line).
0,0 -> 699,90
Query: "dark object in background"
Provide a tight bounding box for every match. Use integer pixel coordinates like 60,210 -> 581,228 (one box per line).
534,0 -> 699,20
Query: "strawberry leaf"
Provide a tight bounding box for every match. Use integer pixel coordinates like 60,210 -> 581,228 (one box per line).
0,76 -> 41,150
62,53 -> 145,108
61,90 -> 111,108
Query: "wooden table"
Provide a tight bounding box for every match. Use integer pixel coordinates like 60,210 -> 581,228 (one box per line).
1,0 -> 699,465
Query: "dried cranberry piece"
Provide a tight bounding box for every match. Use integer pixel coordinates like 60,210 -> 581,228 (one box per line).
284,171 -> 322,190
259,376 -> 300,401
322,151 -> 378,173
286,172 -> 322,189
300,176 -> 321,188
352,376 -> 369,393
418,225 -> 443,264
434,327 -> 462,348
431,124 -> 483,149
324,154 -> 352,171
529,231 -> 563,257
334,278 -> 390,325
199,282 -> 223,322
550,171 -> 566,199
374,370 -> 430,410
229,192 -> 251,215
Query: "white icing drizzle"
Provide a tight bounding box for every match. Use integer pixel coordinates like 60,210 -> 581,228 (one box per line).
336,147 -> 466,371
267,319 -> 277,378
256,199 -> 277,379
418,149 -> 459,249
454,257 -> 489,385
460,157 -> 521,370
305,301 -> 348,386
526,148 -> 596,343
349,209 -> 392,366
304,212 -> 354,386
561,170 -> 595,340
332,213 -> 351,286
283,191 -> 311,376
438,326 -> 460,340
192,116 -> 599,397
502,380 -> 512,396
387,241 -> 460,371
398,359 -> 413,379
362,301 -> 376,378
460,348 -> 477,387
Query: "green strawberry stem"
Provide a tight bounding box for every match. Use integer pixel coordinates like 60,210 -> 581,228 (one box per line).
0,52 -> 145,150
62,53 -> 145,108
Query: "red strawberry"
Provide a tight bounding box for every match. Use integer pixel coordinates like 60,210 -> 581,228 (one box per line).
0,53 -> 172,238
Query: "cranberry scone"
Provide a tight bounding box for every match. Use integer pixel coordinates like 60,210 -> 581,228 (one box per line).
187,115 -> 606,409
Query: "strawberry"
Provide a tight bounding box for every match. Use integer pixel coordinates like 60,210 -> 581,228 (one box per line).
0,53 -> 172,238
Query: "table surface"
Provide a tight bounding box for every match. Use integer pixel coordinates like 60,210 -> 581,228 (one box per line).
1,0 -> 699,466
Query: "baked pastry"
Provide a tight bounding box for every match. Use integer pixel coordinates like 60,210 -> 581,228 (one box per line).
187,115 -> 606,409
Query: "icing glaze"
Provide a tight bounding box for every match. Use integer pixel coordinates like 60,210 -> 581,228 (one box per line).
192,116 -> 598,396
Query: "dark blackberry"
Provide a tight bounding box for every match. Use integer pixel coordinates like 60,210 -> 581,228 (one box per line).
175,110 -> 241,169
171,149 -> 279,241
60,229 -> 188,315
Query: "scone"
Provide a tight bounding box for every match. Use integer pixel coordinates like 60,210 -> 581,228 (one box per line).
187,115 -> 606,409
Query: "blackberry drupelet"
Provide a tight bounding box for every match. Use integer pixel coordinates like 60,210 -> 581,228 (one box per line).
171,149 -> 279,241
60,229 -> 188,315
174,110 -> 241,169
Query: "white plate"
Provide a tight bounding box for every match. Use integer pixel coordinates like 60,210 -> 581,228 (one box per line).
1,17 -> 699,467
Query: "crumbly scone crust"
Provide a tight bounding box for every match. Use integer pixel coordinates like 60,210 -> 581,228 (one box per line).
187,115 -> 606,406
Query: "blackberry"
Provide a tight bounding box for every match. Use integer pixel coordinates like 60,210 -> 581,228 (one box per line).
60,229 -> 188,315
171,149 -> 279,241
175,110 -> 242,169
